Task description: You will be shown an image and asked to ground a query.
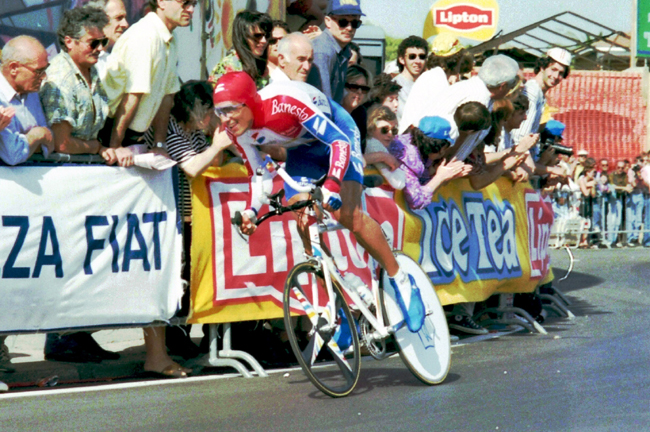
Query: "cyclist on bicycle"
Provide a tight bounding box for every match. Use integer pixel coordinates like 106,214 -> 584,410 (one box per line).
213,71 -> 425,332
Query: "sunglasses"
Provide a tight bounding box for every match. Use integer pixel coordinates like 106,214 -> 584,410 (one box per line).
268,37 -> 282,45
345,83 -> 370,94
333,18 -> 362,29
79,37 -> 109,50
172,0 -> 198,8
379,126 -> 398,135
407,53 -> 427,61
214,103 -> 244,117
251,32 -> 270,41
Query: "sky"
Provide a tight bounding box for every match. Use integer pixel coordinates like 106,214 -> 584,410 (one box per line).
362,0 -> 635,40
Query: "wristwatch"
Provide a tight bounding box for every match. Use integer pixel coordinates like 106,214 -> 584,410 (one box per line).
155,141 -> 166,149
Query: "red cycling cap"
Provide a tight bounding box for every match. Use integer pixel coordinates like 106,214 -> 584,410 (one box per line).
213,72 -> 261,109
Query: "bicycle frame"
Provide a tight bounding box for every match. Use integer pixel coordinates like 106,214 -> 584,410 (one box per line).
265,156 -> 399,342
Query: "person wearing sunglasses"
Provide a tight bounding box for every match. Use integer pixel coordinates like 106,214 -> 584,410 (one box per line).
341,64 -> 371,114
306,0 -> 364,103
99,0 -> 196,378
399,33 -> 466,135
215,71 -> 433,333
40,7 -> 112,158
86,0 -> 130,81
0,36 -> 54,166
363,106 -> 405,189
393,36 -> 428,123
266,20 -> 291,77
210,10 -> 273,90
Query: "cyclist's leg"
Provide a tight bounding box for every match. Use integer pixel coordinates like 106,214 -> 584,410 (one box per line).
332,181 -> 426,332
331,180 -> 399,276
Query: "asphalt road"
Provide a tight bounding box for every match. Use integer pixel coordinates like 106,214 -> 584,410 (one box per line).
2,248 -> 650,432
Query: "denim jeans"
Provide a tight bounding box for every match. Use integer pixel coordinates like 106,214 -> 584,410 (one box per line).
643,194 -> 650,247
626,192 -> 644,242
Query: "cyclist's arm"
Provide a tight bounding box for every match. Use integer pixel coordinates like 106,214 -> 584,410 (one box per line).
301,100 -> 352,194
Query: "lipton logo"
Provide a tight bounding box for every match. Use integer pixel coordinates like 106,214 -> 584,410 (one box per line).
434,4 -> 494,31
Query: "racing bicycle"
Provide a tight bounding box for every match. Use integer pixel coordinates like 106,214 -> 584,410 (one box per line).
232,157 -> 451,397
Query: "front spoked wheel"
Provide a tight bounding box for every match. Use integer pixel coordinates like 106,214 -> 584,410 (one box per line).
283,261 -> 361,398
380,252 -> 451,385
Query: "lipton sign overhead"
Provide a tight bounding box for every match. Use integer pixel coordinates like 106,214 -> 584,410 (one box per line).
423,0 -> 499,42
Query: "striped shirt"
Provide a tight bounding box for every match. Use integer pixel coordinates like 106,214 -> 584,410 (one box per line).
145,116 -> 210,217
511,79 -> 545,157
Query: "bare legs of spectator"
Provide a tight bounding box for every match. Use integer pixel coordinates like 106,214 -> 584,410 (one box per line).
143,327 -> 192,378
0,336 -> 15,373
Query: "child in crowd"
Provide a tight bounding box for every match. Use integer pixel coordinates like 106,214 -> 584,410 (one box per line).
363,106 -> 405,189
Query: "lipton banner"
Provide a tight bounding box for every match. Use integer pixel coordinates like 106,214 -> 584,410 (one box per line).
189,165 -> 554,324
423,0 -> 499,42
0,165 -> 184,332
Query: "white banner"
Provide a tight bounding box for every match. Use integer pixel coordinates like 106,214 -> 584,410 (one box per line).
0,165 -> 184,332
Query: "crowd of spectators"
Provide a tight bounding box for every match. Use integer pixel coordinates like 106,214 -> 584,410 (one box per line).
2,0 -> 644,390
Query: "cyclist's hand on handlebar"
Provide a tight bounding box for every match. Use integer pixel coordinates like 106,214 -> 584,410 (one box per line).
322,187 -> 342,211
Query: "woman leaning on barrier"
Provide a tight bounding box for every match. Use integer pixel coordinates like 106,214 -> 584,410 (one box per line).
143,81 -> 230,370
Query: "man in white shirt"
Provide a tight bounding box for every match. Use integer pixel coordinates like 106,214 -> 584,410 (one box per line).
511,47 -> 571,158
427,54 -> 520,162
392,36 -> 428,123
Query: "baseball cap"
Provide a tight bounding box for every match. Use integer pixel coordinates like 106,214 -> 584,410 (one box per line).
545,119 -> 565,138
547,47 -> 572,67
430,33 -> 463,57
577,149 -> 588,156
330,0 -> 365,16
213,72 -> 261,109
419,116 -> 452,141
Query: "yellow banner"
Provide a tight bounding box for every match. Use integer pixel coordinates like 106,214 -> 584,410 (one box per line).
189,165 -> 554,323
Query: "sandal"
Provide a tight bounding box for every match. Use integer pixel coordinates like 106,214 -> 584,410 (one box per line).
145,363 -> 192,379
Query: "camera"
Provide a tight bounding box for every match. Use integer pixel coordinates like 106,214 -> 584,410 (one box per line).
539,138 -> 574,157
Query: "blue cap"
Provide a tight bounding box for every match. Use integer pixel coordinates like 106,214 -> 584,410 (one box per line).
330,0 -> 365,16
418,116 -> 452,141
545,119 -> 565,138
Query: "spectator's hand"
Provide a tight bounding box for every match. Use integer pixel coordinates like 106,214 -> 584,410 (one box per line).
538,146 -> 556,166
503,153 -> 527,171
302,25 -> 322,40
115,146 -> 134,167
437,158 -> 471,182
26,126 -> 54,154
0,106 -> 15,131
514,133 -> 539,154
383,153 -> 401,171
625,184 -> 634,193
240,212 -> 257,236
513,166 -> 530,183
99,147 -> 118,165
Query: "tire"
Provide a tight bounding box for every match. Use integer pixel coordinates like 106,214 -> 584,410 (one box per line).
283,261 -> 361,398
380,252 -> 451,385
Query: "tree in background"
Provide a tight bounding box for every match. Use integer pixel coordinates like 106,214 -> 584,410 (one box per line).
385,36 -> 402,62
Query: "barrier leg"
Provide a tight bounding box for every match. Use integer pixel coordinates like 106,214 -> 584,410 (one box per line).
548,285 -> 572,306
218,323 -> 268,378
538,294 -> 576,319
206,324 -> 253,378
474,306 -> 547,335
